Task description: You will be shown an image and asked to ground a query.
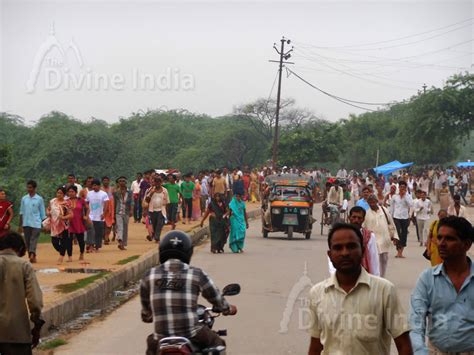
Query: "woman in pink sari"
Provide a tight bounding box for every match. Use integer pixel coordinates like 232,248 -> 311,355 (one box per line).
192,179 -> 202,221
48,187 -> 73,264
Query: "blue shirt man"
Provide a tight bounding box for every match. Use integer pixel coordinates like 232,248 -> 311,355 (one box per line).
410,216 -> 474,354
19,180 -> 45,263
356,187 -> 370,211
20,194 -> 46,229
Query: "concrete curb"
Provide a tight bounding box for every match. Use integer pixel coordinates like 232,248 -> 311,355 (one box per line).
41,208 -> 262,335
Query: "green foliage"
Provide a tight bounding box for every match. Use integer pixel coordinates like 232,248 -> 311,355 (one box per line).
279,120 -> 341,166
251,73 -> 471,170
0,73 -> 471,181
115,255 -> 140,265
458,134 -> 474,161
38,338 -> 68,350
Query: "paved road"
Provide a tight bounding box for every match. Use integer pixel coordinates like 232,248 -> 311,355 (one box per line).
55,205 -> 432,355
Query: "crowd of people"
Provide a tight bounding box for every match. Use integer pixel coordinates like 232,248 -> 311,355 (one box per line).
308,215 -> 474,355
324,166 -> 473,277
0,167 -> 266,264
0,165 -> 472,265
0,163 -> 473,354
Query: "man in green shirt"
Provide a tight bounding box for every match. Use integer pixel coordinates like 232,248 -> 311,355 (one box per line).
180,174 -> 195,224
163,174 -> 181,230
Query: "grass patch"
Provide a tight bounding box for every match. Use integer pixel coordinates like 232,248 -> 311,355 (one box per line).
55,272 -> 109,293
115,255 -> 140,265
38,338 -> 67,350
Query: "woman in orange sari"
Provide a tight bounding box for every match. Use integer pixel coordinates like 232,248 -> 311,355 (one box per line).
192,179 -> 202,221
101,176 -> 115,244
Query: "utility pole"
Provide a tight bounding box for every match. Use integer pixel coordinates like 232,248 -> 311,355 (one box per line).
269,37 -> 293,170
422,83 -> 427,94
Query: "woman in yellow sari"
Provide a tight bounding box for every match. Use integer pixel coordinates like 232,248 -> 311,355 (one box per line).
426,209 -> 447,266
249,170 -> 259,203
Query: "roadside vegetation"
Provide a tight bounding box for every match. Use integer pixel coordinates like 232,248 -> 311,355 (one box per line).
55,272 -> 110,293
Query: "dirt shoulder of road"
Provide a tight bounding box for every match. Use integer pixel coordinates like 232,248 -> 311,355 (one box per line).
34,202 -> 261,307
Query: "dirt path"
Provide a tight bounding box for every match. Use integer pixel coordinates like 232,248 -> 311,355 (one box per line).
33,202 -> 261,306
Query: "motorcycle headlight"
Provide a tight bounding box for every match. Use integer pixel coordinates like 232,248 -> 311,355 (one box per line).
197,305 -> 206,317
272,208 -> 281,214
300,208 -> 309,215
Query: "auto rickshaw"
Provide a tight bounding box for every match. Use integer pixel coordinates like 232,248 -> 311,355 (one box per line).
261,174 -> 315,239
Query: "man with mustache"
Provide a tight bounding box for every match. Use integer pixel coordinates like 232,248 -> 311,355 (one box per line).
308,223 -> 412,355
410,216 -> 474,354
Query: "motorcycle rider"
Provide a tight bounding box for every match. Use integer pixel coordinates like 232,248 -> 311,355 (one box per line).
325,179 -> 344,226
140,231 -> 237,354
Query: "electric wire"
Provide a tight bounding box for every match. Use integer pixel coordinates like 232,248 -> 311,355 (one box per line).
292,17 -> 473,49
294,50 -> 418,90
286,68 -> 391,112
265,69 -> 279,111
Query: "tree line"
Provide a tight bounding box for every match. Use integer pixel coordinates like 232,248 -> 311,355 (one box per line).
0,72 -> 472,206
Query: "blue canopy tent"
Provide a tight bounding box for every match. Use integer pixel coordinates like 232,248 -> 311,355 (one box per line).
456,162 -> 474,168
374,160 -> 414,176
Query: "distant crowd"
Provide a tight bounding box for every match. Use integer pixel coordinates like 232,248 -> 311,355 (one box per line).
0,165 -> 471,264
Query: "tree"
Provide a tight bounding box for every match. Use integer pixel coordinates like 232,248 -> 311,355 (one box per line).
233,97 -> 317,142
279,120 -> 342,166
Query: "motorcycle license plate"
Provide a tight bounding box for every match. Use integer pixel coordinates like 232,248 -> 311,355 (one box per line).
282,214 -> 298,225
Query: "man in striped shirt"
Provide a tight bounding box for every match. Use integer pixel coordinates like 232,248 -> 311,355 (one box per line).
140,231 -> 237,354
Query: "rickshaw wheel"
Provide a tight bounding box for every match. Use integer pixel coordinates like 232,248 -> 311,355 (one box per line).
287,226 -> 294,239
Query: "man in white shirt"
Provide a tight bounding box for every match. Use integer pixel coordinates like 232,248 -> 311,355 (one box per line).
383,176 -> 393,195
326,182 -> 344,225
407,175 -> 415,194
326,182 -> 343,207
389,181 -> 413,258
130,172 -> 142,223
200,173 -> 209,212
66,174 -> 83,195
222,167 -> 233,203
363,194 -> 399,277
447,194 -> 466,218
85,179 -> 109,251
336,168 -> 347,179
350,175 -> 361,205
413,191 -> 432,247
433,172 -> 443,203
418,175 -> 430,195
410,190 -> 421,244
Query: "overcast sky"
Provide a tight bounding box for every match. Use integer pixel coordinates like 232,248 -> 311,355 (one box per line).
0,0 -> 472,124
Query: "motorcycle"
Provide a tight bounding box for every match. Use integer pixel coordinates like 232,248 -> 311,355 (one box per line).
158,283 -> 241,355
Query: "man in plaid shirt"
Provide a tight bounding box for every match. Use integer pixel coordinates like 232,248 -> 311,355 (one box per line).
141,231 -> 237,354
